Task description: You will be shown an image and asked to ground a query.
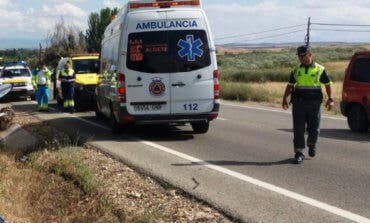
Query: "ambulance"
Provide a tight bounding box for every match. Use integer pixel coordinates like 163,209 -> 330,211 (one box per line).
96,0 -> 219,133
0,61 -> 35,100
56,54 -> 100,109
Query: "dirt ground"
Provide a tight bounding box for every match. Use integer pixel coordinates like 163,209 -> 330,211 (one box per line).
0,108 -> 234,223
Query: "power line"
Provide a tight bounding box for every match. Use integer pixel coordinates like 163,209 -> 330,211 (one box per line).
225,29 -> 305,44
312,22 -> 370,27
312,28 -> 370,33
215,24 -> 306,41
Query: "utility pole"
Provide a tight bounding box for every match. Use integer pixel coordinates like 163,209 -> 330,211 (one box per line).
305,17 -> 311,46
38,43 -> 42,63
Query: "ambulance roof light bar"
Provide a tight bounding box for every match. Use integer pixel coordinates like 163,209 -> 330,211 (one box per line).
3,60 -> 27,68
130,0 -> 200,9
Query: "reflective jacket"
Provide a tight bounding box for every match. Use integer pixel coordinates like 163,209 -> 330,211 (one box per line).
60,69 -> 75,82
32,67 -> 52,88
288,62 -> 331,100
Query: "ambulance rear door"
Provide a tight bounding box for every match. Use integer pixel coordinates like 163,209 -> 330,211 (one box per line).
166,10 -> 214,115
125,11 -> 171,116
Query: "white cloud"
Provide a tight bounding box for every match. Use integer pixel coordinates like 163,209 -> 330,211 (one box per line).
1,1 -> 370,47
0,1 -> 87,42
203,1 -> 370,44
103,0 -> 123,9
50,0 -> 88,2
42,3 -> 86,18
0,0 -> 11,8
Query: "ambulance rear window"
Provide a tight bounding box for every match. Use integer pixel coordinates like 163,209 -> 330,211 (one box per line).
73,59 -> 100,74
127,30 -> 211,73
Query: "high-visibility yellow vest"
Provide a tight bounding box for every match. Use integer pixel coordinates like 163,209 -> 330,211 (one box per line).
289,63 -> 329,89
60,69 -> 75,81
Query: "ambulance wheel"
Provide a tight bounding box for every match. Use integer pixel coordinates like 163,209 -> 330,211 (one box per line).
95,104 -> 104,120
109,106 -> 121,134
348,106 -> 369,132
191,121 -> 209,134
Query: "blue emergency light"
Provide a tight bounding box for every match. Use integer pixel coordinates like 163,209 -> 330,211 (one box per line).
3,60 -> 27,67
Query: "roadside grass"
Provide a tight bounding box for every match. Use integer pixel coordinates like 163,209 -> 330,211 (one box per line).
3,115 -> 232,223
221,81 -> 343,115
218,45 -> 363,83
0,147 -> 123,223
30,148 -> 97,194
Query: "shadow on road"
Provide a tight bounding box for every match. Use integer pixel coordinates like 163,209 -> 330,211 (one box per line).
278,128 -> 370,142
10,101 -> 195,145
172,158 -> 297,167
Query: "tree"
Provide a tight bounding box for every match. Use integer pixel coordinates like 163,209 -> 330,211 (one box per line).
43,18 -> 86,66
85,7 -> 119,53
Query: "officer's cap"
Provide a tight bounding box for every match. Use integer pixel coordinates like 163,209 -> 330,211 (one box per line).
296,45 -> 311,56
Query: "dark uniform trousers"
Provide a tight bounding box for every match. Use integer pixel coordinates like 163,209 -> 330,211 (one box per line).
61,81 -> 74,99
292,98 -> 321,153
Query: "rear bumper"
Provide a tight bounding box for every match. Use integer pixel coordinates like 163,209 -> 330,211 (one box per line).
74,85 -> 96,106
116,103 -> 220,125
8,88 -> 35,97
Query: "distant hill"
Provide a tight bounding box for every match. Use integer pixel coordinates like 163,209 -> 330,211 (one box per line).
217,42 -> 369,49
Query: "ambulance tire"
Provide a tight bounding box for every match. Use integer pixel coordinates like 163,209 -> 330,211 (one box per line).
95,103 -> 104,120
191,121 -> 209,134
109,104 -> 121,134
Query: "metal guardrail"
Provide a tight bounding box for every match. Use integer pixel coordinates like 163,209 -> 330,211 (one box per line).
0,84 -> 12,99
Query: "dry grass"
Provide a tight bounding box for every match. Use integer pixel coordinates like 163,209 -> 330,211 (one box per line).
361,44 -> 370,50
1,110 -> 232,223
216,47 -> 285,55
221,81 -> 343,115
323,60 -> 349,73
0,148 -> 121,223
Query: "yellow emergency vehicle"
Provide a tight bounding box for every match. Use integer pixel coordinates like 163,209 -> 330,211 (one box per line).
56,54 -> 100,109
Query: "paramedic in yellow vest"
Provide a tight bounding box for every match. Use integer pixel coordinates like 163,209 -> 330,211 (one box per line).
282,45 -> 334,164
32,61 -> 52,111
60,62 -> 76,112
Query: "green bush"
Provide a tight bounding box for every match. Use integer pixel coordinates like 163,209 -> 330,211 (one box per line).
218,46 -> 365,83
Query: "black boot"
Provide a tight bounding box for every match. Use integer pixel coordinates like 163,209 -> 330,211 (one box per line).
294,152 -> 305,164
309,146 -> 316,157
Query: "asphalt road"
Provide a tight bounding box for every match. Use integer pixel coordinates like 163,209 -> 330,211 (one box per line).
11,100 -> 370,223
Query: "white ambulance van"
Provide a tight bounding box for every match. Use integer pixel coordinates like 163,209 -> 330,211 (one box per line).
96,0 -> 219,133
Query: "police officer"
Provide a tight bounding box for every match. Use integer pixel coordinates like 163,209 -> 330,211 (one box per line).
60,62 -> 76,113
32,61 -> 52,111
282,45 -> 335,164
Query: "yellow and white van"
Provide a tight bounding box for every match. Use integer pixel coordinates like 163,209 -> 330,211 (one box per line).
56,54 -> 100,109
96,0 -> 219,133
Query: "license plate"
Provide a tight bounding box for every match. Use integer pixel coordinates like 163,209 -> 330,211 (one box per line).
133,104 -> 162,112
12,82 -> 26,87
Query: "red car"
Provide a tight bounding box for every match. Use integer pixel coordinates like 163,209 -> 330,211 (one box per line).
341,51 -> 370,132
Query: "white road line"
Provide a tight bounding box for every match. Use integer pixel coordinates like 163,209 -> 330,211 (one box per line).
70,114 -> 369,223
140,140 -> 370,223
217,117 -> 228,121
221,102 -> 347,121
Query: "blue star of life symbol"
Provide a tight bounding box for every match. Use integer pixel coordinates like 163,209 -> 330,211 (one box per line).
177,35 -> 204,61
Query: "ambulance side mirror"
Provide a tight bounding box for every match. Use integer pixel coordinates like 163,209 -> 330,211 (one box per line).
110,65 -> 117,72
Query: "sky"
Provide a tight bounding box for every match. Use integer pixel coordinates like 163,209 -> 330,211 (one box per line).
1,0 -> 370,48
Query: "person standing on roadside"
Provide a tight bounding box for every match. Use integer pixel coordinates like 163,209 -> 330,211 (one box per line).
60,62 -> 76,113
32,61 -> 52,111
282,45 -> 335,164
